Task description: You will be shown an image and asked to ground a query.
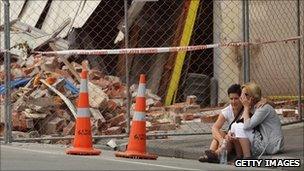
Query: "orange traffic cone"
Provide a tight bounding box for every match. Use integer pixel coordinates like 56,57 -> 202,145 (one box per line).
66,62 -> 101,155
115,74 -> 158,160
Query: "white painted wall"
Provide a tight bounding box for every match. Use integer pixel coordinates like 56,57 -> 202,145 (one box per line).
213,0 -> 302,103
213,0 -> 242,103
249,1 -> 303,96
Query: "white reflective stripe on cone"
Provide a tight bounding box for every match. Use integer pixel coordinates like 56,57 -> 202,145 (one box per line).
79,79 -> 88,93
137,83 -> 146,97
77,108 -> 90,117
133,111 -> 146,121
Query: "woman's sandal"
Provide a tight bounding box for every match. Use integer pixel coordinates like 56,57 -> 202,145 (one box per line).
198,154 -> 209,163
204,150 -> 220,163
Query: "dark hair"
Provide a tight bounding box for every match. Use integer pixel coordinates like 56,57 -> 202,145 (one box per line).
227,84 -> 242,96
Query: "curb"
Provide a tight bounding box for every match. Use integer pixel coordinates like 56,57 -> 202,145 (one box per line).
96,122 -> 303,160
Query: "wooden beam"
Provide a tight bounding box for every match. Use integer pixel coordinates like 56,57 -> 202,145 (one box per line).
157,0 -> 191,102
164,0 -> 200,106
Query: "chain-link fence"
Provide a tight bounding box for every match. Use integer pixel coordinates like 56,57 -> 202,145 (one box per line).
0,0 -> 303,144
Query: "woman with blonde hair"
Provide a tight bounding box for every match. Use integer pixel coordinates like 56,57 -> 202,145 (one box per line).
229,82 -> 284,159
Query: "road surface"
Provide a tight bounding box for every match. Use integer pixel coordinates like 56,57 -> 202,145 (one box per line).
0,143 -> 271,171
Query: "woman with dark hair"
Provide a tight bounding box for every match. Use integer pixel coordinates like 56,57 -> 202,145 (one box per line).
199,84 -> 244,163
230,82 -> 284,158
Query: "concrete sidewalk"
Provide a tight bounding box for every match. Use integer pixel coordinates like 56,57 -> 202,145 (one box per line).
96,122 -> 304,162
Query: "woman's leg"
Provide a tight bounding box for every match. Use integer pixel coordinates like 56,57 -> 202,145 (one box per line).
209,139 -> 219,151
209,130 -> 226,152
214,139 -> 234,155
200,130 -> 227,162
230,122 -> 252,158
232,139 -> 243,158
238,138 -> 251,158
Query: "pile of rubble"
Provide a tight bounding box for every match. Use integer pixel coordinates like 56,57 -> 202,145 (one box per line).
1,53 -> 301,142
0,53 -> 220,142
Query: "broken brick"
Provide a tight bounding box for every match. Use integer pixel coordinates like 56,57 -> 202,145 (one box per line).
165,103 -> 185,113
25,118 -> 34,129
41,57 -> 59,72
96,119 -> 108,131
12,112 -> 29,131
182,113 -> 194,121
107,85 -> 126,99
182,104 -> 200,113
104,113 -> 114,120
91,78 -> 111,89
56,109 -> 72,121
186,95 -> 197,105
46,76 -> 57,85
0,123 -> 4,136
173,115 -> 182,125
103,126 -> 122,135
107,99 -> 119,111
107,113 -> 126,127
201,114 -> 219,123
88,82 -> 108,108
282,110 -> 296,117
90,108 -> 106,123
153,101 -> 163,107
118,120 -> 127,128
63,121 -> 75,136
44,117 -> 65,135
88,69 -> 105,80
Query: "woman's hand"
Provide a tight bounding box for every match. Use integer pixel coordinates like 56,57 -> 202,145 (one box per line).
256,97 -> 267,108
256,97 -> 275,108
225,131 -> 235,141
240,92 -> 253,109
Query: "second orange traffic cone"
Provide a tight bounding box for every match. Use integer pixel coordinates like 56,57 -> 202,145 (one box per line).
66,62 -> 101,155
115,74 -> 158,160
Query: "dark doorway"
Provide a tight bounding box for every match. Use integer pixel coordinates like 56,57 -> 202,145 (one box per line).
177,0 -> 214,106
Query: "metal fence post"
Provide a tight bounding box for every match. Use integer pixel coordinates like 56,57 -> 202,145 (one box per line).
124,0 -> 131,134
243,0 -> 250,83
297,0 -> 302,119
3,0 -> 12,144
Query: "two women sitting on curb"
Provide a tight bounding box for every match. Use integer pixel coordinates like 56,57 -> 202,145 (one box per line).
199,83 -> 284,163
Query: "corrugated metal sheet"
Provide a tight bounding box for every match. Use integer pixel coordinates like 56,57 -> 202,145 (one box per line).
0,0 -> 25,49
72,0 -> 101,28
19,0 -> 48,26
41,0 -> 101,37
1,0 -> 101,55
10,20 -> 48,38
0,0 -> 25,25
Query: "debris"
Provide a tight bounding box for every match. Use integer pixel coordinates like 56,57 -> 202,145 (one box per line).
5,51 -> 296,142
0,78 -> 31,94
106,139 -> 118,151
107,113 -> 126,127
0,122 -> 4,136
282,110 -> 297,117
63,121 -> 75,136
186,95 -> 197,105
104,126 -> 122,135
40,79 -> 77,118
44,117 -> 65,135
201,114 -> 219,123
89,108 -> 106,123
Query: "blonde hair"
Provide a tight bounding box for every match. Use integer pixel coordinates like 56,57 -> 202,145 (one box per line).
242,82 -> 262,102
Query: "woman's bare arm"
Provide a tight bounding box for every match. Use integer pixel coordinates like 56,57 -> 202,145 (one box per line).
211,114 -> 226,143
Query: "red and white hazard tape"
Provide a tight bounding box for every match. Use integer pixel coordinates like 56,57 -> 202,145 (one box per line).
1,36 -> 302,55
